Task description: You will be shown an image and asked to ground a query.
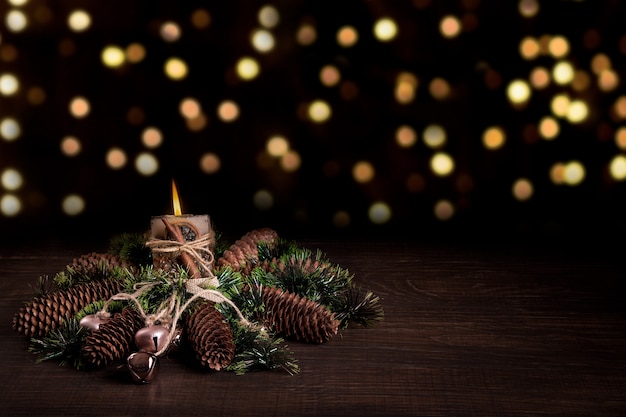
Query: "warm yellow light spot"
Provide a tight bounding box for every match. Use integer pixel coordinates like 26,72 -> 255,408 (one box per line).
566,100 -> 589,124
552,61 -> 574,85
396,125 -> 417,148
253,189 -> 274,210
258,5 -> 279,28
395,72 -> 418,104
191,9 -> 211,29
352,161 -> 375,183
236,57 -> 260,80
320,65 -> 341,87
142,127 -> 163,148
551,94 -> 570,117
0,73 -> 19,95
440,15 -> 461,38
430,152 -> 455,176
1,168 -> 23,190
512,178 -> 533,201
373,18 -> 397,42
62,194 -> 85,216
434,199 -> 454,221
308,100 -> 331,122
562,160 -> 585,185
423,124 -> 446,148
101,45 -> 125,68
61,136 -> 81,156
0,118 -> 20,140
280,150 -> 301,172
135,152 -> 159,176
6,10 -> 27,32
68,10 -> 91,32
598,69 -> 619,92
69,96 -> 90,118
530,67 -> 550,89
296,23 -> 317,46
368,202 -> 392,224
614,96 -> 626,120
337,26 -> 358,47
186,114 -> 207,131
507,79 -> 531,105
518,0 -> 540,17
251,29 -> 275,53
333,210 -> 351,228
267,136 -> 289,157
217,100 -> 240,122
550,162 -> 565,185
429,77 -> 451,100
609,155 -> 626,180
180,98 -> 201,119
538,116 -> 559,140
161,22 -> 181,42
164,58 -> 188,80
615,127 -> 626,149
106,147 -> 127,169
126,43 -> 146,63
548,36 -> 569,58
591,53 -> 611,75
520,37 -> 540,60
1,194 -> 21,216
482,126 -> 505,149
571,70 -> 591,92
199,153 -> 221,174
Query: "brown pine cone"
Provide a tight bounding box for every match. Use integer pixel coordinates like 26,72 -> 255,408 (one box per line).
217,228 -> 279,271
82,307 -> 145,368
68,252 -> 132,278
185,302 -> 235,371
13,279 -> 122,338
257,286 -> 339,344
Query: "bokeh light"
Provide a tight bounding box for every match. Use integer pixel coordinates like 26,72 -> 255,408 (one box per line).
62,194 -> 85,216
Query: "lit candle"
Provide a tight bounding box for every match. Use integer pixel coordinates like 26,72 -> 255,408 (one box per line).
149,180 -> 214,277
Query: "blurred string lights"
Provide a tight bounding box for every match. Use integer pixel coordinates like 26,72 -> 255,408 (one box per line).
0,0 -> 626,238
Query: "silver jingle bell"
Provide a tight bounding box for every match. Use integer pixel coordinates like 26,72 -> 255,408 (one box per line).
79,314 -> 110,331
134,325 -> 170,353
127,351 -> 159,384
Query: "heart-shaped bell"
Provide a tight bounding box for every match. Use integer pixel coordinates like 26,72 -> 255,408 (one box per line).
79,313 -> 110,331
134,325 -> 170,353
127,351 -> 159,384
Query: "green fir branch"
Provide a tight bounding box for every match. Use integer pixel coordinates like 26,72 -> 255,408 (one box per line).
28,318 -> 87,369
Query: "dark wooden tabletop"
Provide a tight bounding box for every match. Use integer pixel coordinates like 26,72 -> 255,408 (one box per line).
1,238 -> 625,417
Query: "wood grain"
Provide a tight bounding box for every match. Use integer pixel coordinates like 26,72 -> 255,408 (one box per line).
1,240 -> 624,417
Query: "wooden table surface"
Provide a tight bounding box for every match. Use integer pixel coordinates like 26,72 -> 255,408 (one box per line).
1,238 -> 625,417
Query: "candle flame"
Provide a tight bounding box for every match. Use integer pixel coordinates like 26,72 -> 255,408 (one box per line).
172,180 -> 182,216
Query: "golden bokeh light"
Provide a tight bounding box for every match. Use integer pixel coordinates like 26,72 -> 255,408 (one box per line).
69,96 -> 90,118
251,29 -> 275,53
280,150 -> 301,172
296,23 -> 316,46
429,77 -> 451,100
520,37 -> 540,60
571,70 -> 590,92
1,194 -> 21,216
160,22 -> 181,42
352,161 -> 375,183
566,100 -> 589,124
62,194 -> 85,216
217,100 -> 240,122
308,100 -> 331,122
518,0 -> 540,17
320,65 -> 341,87
597,69 -> 619,92
373,18 -> 397,42
60,136 -> 81,156
615,127 -> 626,149
368,201 -> 392,224
68,10 -> 91,32
512,178 -> 533,201
434,199 -> 454,221
337,26 -> 358,47
126,43 -> 146,63
530,67 -> 550,89
423,124 -> 446,148
135,152 -> 159,176
6,10 -> 27,32
101,45 -> 125,68
482,126 -> 506,150
550,94 -> 570,117
186,114 -> 207,131
164,57 -> 188,80
191,9 -> 211,29
199,153 -> 221,174
548,36 -> 569,58
613,96 -> 626,119
591,53 -> 611,75
538,116 -> 559,140
552,61 -> 574,85
395,72 -> 418,104
0,73 -> 19,95
440,15 -> 461,38
396,125 -> 417,148
141,127 -> 163,148
609,155 -> 626,180
267,136 -> 289,157
236,57 -> 260,80
0,118 -> 20,141
106,147 -> 127,169
507,79 -> 531,106
1,168 -> 23,190
180,98 -> 201,119
258,5 -> 279,28
430,152 -> 455,176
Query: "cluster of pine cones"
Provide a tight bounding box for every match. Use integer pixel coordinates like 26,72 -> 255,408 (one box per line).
13,228 -> 340,373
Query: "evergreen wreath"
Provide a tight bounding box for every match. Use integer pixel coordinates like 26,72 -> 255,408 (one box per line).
13,228 -> 383,383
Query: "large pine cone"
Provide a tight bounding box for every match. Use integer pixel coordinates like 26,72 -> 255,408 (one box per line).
217,228 -> 279,271
257,286 -> 339,344
185,302 -> 235,371
68,252 -> 132,279
82,307 -> 145,368
13,279 -> 122,338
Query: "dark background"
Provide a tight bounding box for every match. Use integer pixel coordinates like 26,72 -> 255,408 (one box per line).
1,0 -> 625,246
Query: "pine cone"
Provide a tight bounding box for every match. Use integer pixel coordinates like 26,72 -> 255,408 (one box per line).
13,279 -> 122,338
82,307 -> 145,368
185,302 -> 235,371
217,228 -> 279,271
257,286 -> 339,344
68,252 -> 131,278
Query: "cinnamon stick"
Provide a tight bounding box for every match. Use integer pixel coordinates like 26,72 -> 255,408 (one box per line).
161,217 -> 201,278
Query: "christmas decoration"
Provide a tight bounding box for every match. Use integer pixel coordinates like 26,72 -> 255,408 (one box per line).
12,227 -> 384,383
